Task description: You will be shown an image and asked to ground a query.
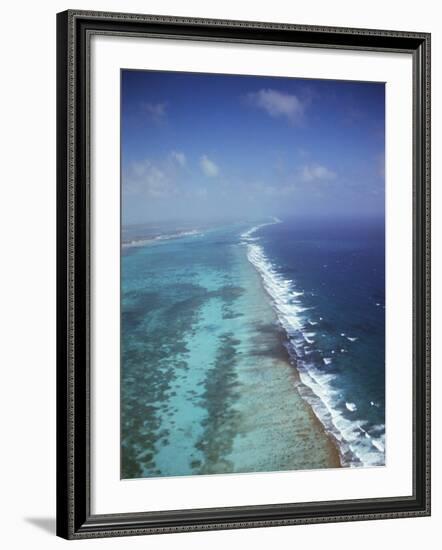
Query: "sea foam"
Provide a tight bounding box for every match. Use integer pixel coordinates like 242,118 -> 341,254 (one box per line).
241,221 -> 385,468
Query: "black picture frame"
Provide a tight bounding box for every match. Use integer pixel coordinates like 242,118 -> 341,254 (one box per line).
56,9 -> 431,540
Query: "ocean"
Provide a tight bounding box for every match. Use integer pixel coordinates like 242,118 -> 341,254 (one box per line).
121,218 -> 385,478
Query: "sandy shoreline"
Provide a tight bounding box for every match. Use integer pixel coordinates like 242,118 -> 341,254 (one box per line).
218,242 -> 342,474
276,326 -> 342,469
239,238 -> 343,471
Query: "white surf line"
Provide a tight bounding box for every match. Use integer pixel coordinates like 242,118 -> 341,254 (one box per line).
241,220 -> 384,468
240,217 -> 281,241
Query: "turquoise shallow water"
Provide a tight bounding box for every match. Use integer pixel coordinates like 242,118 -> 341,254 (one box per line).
121,223 -> 339,478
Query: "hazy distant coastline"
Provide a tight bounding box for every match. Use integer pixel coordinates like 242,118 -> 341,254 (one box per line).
122,228 -> 202,248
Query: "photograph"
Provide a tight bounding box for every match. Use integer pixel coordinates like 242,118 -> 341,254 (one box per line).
0,0 -> 436,546
120,70 -> 386,479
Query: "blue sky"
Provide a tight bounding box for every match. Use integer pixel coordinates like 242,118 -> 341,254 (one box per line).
121,70 -> 385,225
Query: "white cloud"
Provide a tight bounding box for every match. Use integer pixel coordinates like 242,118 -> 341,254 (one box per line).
200,155 -> 219,177
171,151 -> 186,166
125,159 -> 177,198
251,182 -> 297,198
247,89 -> 305,123
301,163 -> 336,182
141,102 -> 167,122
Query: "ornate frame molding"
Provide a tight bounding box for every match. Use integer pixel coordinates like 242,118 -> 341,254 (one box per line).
56,10 -> 430,539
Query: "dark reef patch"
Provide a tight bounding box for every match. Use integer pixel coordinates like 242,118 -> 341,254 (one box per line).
247,321 -> 291,362
121,273 -> 245,477
195,332 -> 242,474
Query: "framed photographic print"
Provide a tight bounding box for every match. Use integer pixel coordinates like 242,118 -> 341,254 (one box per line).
56,10 -> 431,539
